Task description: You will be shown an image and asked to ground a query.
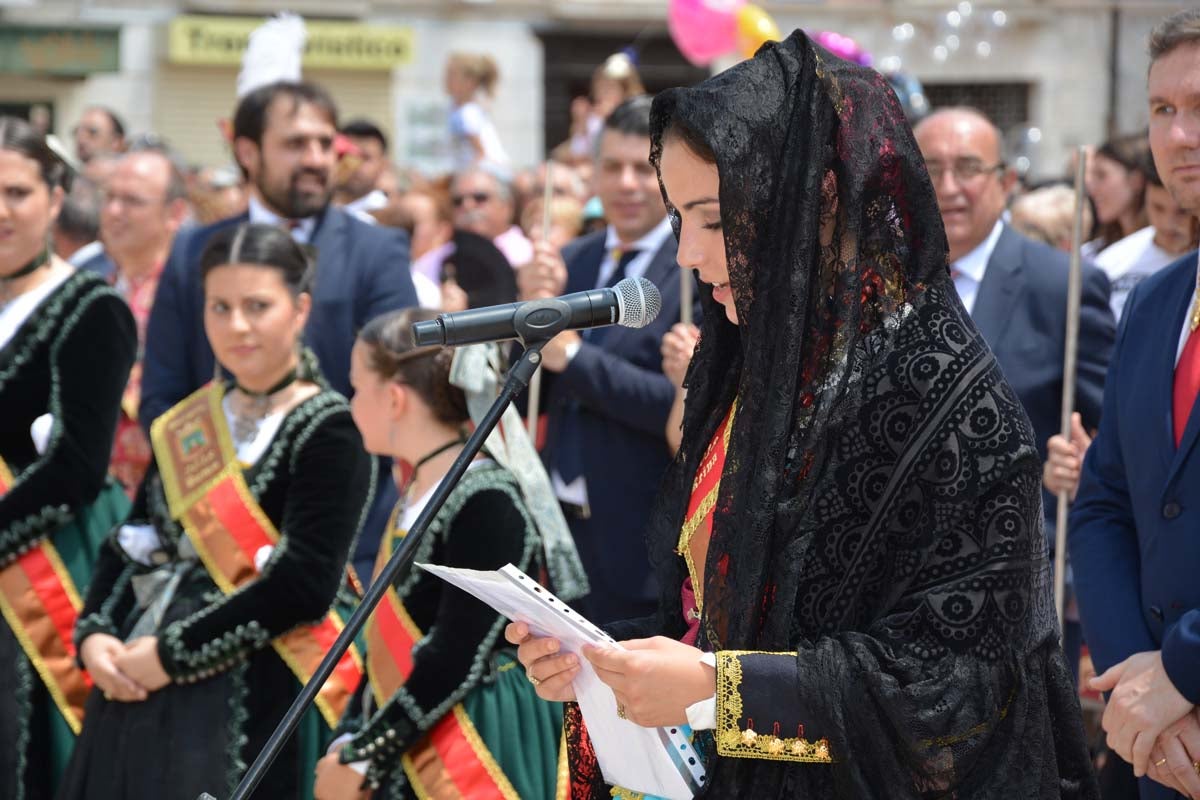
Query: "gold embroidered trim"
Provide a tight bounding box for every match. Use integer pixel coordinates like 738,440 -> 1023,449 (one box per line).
609,788 -> 646,800
715,650 -> 833,763
449,705 -> 523,800
675,484 -> 719,611
674,401 -> 737,613
0,577 -> 84,733
555,729 -> 570,800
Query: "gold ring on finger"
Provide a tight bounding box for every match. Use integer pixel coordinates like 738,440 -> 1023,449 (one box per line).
527,673 -> 541,687
1155,757 -> 1168,768
1193,760 -> 1200,775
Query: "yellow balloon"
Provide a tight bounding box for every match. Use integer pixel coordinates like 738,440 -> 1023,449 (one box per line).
736,4 -> 782,58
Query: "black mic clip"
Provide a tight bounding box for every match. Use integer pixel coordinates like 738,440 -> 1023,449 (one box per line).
511,297 -> 579,345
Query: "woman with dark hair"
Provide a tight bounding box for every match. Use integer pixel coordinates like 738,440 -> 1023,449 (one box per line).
510,32 -> 1099,798
1084,132 -> 1152,257
0,116 -> 136,800
313,308 -> 571,800
59,223 -> 373,799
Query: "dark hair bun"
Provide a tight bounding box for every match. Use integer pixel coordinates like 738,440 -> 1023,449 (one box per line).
358,308 -> 469,426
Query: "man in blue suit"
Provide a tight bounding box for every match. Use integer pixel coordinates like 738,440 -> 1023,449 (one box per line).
519,98 -> 697,624
1072,10 -> 1200,799
140,81 -> 417,582
915,106 -> 1117,681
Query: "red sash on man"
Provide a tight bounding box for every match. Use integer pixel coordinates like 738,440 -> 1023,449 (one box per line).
366,511 -> 527,799
150,383 -> 361,728
0,457 -> 93,733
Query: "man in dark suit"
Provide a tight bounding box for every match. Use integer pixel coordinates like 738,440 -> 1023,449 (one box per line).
915,106 -> 1117,678
140,81 -> 417,582
518,97 -> 696,624
1070,11 -> 1200,799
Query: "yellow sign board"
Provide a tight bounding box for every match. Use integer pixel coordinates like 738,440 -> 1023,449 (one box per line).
168,16 -> 414,70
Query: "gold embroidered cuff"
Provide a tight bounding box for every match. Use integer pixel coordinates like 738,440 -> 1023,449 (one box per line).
715,650 -> 833,763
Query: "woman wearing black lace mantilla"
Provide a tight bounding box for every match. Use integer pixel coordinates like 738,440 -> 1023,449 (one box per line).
508,31 -> 1099,798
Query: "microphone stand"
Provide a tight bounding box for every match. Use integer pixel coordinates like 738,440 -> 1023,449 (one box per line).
200,337 -> 549,800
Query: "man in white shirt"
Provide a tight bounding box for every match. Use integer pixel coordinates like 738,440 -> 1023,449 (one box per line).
1070,11 -> 1200,798
333,118 -> 390,220
915,106 -> 1116,684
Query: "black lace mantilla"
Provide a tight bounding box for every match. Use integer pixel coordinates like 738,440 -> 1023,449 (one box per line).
617,30 -> 1099,798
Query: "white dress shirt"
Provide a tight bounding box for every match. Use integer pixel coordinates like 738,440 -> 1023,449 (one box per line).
949,220 -> 1005,316
1176,251 -> 1200,367
596,216 -> 675,288
248,195 -> 316,245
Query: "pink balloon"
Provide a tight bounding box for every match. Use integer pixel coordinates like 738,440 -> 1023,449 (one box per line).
813,30 -> 873,66
668,0 -> 744,66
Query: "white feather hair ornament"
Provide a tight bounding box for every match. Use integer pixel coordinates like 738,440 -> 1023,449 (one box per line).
237,12 -> 308,99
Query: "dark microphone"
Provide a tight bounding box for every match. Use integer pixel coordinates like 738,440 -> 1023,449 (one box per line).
412,277 -> 662,346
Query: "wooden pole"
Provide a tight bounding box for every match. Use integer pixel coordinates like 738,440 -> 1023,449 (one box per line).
1055,147 -> 1088,628
526,161 -> 556,442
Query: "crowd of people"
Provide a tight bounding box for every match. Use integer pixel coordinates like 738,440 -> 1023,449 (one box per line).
2,7 -> 1200,800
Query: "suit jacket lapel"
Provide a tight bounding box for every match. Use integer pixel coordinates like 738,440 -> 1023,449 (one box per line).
310,205 -> 343,260
641,236 -> 682,302
970,225 -> 1022,346
595,234 -> 679,346
566,234 -> 606,294
1164,267 -> 1199,485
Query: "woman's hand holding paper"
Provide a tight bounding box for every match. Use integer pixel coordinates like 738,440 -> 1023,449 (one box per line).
506,621 -> 580,702
584,637 -> 715,727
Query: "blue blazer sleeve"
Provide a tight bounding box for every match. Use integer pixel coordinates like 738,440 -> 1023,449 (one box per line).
1163,610 -> 1200,703
140,230 -> 198,431
355,226 -> 417,328
1069,283 -> 1157,674
556,341 -> 677,438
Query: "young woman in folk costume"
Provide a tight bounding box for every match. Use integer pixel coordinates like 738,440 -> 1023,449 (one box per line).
314,308 -> 587,800
59,223 -> 373,799
0,116 -> 136,799
510,32 -> 1101,799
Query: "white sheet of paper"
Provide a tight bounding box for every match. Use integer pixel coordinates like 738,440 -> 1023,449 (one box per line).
417,562 -> 706,799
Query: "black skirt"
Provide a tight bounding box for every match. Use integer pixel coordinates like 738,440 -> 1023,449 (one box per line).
57,576 -> 305,800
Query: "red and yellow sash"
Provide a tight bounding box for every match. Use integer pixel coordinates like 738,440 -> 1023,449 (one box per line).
0,457 -> 92,733
366,510 -> 521,800
149,383 -> 362,728
676,402 -> 736,612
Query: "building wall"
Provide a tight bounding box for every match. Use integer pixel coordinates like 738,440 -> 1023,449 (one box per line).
0,3 -> 1184,180
152,64 -> 395,169
771,6 -> 1113,181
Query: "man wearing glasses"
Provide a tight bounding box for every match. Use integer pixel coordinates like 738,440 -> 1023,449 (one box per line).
915,107 -> 1116,683
73,106 -> 127,165
449,164 -> 533,268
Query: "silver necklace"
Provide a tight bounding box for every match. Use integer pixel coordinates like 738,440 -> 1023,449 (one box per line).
229,369 -> 298,447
